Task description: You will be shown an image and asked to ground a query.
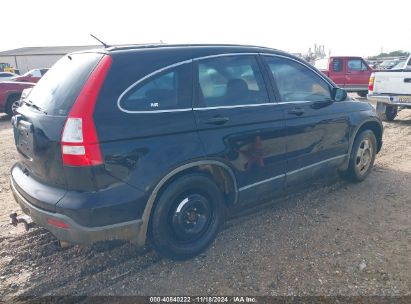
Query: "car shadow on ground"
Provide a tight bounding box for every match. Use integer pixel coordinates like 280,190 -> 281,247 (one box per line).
0,114 -> 10,122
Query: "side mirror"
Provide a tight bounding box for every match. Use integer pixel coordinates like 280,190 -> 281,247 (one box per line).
332,88 -> 347,102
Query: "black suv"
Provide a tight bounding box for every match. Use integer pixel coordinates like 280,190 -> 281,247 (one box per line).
10,45 -> 383,259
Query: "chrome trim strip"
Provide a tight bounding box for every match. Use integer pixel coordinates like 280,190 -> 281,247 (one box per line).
275,100 -> 315,105
192,52 -> 258,61
120,108 -> 192,114
287,155 -> 347,176
193,102 -> 274,111
239,154 -> 347,191
239,174 -> 285,192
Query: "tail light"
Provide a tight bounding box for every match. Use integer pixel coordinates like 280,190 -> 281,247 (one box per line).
61,55 -> 112,166
368,73 -> 375,92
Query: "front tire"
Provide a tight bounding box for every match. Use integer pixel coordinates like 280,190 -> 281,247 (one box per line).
340,130 -> 377,182
5,96 -> 21,116
149,173 -> 225,260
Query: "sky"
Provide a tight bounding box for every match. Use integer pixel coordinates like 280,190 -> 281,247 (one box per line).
2,0 -> 410,57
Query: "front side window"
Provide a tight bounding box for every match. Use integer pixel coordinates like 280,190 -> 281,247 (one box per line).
119,63 -> 192,111
196,56 -> 268,107
264,56 -> 331,102
348,59 -> 368,71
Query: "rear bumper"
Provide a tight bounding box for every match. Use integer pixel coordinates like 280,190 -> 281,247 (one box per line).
367,94 -> 411,107
10,176 -> 144,245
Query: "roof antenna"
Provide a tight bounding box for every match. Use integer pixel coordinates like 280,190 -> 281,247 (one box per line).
90,34 -> 110,48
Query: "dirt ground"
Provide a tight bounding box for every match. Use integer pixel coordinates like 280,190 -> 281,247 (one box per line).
0,100 -> 410,300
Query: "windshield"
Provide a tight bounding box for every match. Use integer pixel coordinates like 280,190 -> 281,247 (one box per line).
28,53 -> 103,116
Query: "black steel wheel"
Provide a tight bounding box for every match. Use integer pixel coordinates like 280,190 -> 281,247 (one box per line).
149,173 -> 225,260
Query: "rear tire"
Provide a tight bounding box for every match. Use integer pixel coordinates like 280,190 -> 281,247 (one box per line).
339,130 -> 377,182
384,105 -> 397,121
5,95 -> 21,116
149,173 -> 225,260
357,91 -> 368,98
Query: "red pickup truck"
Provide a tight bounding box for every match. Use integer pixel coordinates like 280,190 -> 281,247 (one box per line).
315,56 -> 373,97
0,81 -> 35,116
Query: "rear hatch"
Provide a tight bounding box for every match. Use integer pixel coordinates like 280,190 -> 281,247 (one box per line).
12,52 -> 105,211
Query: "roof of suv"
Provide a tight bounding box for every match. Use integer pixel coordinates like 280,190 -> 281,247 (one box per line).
70,44 -> 304,64
107,43 -> 277,52
103,43 -> 286,56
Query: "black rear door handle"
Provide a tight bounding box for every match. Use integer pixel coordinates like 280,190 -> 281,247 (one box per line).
404,78 -> 411,83
205,116 -> 230,125
288,108 -> 305,116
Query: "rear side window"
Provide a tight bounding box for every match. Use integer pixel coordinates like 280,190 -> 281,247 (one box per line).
28,53 -> 103,116
196,56 -> 268,107
332,58 -> 343,72
119,63 -> 192,112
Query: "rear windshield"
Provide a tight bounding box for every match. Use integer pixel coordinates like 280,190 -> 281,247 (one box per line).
28,53 -> 103,116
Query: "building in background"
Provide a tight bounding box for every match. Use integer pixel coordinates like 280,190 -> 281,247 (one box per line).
0,45 -> 102,74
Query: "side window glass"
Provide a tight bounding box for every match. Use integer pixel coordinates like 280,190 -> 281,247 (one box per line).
332,59 -> 343,72
119,63 -> 192,112
264,56 -> 331,102
348,59 -> 363,71
197,56 -> 268,107
32,70 -> 41,77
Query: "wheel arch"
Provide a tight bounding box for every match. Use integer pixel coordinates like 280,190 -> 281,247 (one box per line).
134,160 -> 238,246
340,118 -> 383,171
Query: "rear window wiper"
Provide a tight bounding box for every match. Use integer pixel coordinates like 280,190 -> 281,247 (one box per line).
24,99 -> 48,115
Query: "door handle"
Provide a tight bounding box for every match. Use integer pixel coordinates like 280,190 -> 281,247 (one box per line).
288,108 -> 305,116
205,116 -> 230,125
404,78 -> 411,83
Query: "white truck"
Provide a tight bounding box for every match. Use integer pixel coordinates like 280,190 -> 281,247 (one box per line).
367,55 -> 411,121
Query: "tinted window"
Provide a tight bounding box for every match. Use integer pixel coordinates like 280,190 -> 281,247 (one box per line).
196,56 -> 268,107
28,53 -> 103,116
264,56 -> 331,102
40,69 -> 48,76
120,63 -> 191,111
0,73 -> 11,77
348,59 -> 368,71
332,58 -> 343,72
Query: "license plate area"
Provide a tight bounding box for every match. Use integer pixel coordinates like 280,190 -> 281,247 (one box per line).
16,120 -> 34,160
396,96 -> 411,103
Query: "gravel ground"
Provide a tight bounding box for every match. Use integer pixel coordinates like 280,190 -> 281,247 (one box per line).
0,101 -> 410,300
